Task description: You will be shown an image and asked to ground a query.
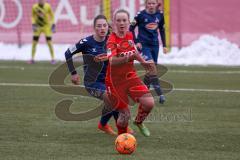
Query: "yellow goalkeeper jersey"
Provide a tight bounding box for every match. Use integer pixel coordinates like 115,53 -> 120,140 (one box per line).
32,2 -> 54,27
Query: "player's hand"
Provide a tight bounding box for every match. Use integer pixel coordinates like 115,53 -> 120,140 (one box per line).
136,43 -> 142,50
141,60 -> 153,71
71,74 -> 80,85
51,24 -> 56,33
94,53 -> 108,62
125,51 -> 136,62
32,24 -> 38,32
163,47 -> 169,54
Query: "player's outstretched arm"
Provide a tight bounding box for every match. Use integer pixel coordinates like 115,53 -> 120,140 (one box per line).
159,13 -> 168,54
110,54 -> 133,65
133,49 -> 152,71
64,42 -> 84,85
65,50 -> 81,85
94,53 -> 108,62
129,12 -> 140,44
64,39 -> 86,83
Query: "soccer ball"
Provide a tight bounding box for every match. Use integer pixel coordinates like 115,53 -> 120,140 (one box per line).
115,133 -> 137,154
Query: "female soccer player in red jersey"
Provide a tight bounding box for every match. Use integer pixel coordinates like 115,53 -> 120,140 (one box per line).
104,9 -> 155,137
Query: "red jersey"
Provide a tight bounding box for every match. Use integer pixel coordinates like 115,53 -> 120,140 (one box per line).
105,32 -> 138,85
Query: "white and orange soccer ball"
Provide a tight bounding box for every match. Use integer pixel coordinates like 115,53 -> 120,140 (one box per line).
115,133 -> 137,154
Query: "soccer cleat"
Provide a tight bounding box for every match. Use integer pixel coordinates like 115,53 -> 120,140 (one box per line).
98,123 -> 117,136
27,59 -> 35,64
50,60 -> 56,65
133,122 -> 150,137
159,95 -> 166,104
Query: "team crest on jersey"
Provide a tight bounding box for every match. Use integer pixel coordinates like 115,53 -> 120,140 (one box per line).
155,17 -> 159,23
79,38 -> 87,44
145,22 -> 158,30
131,20 -> 137,26
92,48 -> 97,52
144,18 -> 148,22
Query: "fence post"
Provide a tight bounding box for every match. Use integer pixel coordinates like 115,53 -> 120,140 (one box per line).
177,0 -> 182,49
17,24 -> 22,48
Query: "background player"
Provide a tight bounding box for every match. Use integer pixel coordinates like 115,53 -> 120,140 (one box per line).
29,0 -> 56,64
130,0 -> 168,104
64,15 -> 133,136
105,9 -> 155,137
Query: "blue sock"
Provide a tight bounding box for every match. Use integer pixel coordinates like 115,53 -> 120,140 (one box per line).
150,75 -> 163,96
100,111 -> 113,126
112,111 -> 119,122
143,75 -> 151,89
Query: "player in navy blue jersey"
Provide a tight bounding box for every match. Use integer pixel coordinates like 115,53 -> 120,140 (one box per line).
64,15 -> 134,135
130,0 -> 168,104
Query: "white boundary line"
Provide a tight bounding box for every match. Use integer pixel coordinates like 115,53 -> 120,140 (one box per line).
0,66 -> 51,70
174,88 -> 240,93
0,82 -> 240,93
169,70 -> 240,74
1,65 -> 240,74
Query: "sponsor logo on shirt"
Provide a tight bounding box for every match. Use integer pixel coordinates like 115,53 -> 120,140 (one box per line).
145,22 -> 158,30
117,49 -> 136,57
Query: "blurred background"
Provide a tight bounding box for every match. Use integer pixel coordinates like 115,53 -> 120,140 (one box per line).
0,0 -> 240,65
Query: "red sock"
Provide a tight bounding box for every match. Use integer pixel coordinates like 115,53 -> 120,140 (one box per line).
116,124 -> 128,135
135,104 -> 150,124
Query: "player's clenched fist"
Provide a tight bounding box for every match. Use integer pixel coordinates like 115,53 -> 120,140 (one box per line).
163,47 -> 169,54
71,74 -> 80,85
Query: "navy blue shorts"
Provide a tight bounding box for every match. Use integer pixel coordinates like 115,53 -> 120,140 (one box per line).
141,44 -> 159,64
85,82 -> 106,100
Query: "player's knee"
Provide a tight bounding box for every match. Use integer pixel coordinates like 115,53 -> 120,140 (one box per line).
139,94 -> 154,111
33,36 -> 39,41
144,100 -> 154,111
46,36 -> 52,41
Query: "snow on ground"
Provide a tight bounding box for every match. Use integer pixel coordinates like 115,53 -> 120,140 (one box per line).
0,43 -> 69,61
0,35 -> 240,66
159,35 -> 240,66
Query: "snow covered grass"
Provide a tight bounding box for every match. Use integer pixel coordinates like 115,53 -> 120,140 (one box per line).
1,35 -> 240,66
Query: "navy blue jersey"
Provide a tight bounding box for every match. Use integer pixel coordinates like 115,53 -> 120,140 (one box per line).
130,9 -> 166,47
65,35 -> 108,84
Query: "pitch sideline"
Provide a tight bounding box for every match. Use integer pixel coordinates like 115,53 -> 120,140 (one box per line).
0,82 -> 240,93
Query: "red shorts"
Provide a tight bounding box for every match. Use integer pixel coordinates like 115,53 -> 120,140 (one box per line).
106,78 -> 150,109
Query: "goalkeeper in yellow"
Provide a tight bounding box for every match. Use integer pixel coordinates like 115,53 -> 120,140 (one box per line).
29,0 -> 56,64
